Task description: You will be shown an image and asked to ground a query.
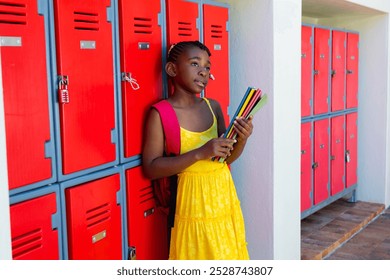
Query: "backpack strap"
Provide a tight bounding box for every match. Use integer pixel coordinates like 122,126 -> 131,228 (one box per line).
152,100 -> 180,155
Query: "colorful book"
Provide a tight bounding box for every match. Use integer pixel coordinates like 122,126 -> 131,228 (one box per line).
216,86 -> 268,162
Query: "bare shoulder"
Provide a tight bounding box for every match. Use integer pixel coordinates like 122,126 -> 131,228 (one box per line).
206,98 -> 222,113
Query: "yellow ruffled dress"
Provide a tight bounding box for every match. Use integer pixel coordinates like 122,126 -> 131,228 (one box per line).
169,98 -> 249,260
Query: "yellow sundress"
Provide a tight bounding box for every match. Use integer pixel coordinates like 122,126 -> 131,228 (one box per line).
169,98 -> 249,260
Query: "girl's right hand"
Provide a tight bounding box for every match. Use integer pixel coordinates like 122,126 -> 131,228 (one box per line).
197,137 -> 237,160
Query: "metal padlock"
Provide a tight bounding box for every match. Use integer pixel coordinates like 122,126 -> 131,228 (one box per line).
128,246 -> 136,260
345,150 -> 351,163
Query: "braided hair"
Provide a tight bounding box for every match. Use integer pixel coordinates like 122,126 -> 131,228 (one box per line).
167,41 -> 212,63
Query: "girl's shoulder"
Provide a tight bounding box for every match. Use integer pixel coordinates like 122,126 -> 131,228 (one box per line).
204,97 -> 222,111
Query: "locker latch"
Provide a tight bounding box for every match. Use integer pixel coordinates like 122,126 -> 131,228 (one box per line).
128,246 -> 136,260
330,155 -> 336,160
346,69 -> 353,74
345,150 -> 351,163
122,72 -> 140,90
331,69 -> 336,77
58,75 -> 69,104
313,70 -> 319,75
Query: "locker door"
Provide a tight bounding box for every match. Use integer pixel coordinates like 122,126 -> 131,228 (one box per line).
346,112 -> 358,188
301,122 -> 312,212
118,0 -> 163,159
65,174 -> 122,259
313,119 -> 329,204
301,25 -> 312,117
10,193 -> 59,260
203,4 -> 229,125
313,27 -> 330,115
165,0 -> 199,45
126,166 -> 168,260
346,33 -> 359,109
331,30 -> 346,112
0,0 -> 53,189
330,115 -> 345,195
53,0 -> 116,175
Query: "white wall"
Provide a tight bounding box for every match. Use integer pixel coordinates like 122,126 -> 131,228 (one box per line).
0,53 -> 12,260
221,0 -> 301,259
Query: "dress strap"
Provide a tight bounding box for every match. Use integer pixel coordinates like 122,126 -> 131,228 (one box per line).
202,98 -> 217,122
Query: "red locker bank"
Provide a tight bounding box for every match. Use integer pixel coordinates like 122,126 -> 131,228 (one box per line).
61,169 -> 123,260
53,0 -> 118,179
300,24 -> 359,218
9,186 -> 62,260
0,0 -> 56,192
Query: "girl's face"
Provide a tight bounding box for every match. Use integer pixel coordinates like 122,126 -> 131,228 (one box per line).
171,47 -> 211,94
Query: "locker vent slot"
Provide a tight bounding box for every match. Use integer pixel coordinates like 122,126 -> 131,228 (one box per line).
134,17 -> 152,34
74,11 -> 99,31
86,203 -> 111,228
12,228 -> 43,258
0,2 -> 26,25
140,185 -> 154,204
210,24 -> 223,38
177,21 -> 193,37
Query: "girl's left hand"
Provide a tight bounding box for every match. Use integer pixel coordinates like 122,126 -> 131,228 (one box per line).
233,116 -> 253,142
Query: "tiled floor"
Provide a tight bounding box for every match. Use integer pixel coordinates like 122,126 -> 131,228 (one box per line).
301,199 -> 390,260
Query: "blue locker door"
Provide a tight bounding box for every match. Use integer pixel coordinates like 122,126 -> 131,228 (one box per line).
313,27 -> 330,115
53,0 -> 117,175
330,115 -> 345,195
118,0 -> 163,159
313,119 -> 329,204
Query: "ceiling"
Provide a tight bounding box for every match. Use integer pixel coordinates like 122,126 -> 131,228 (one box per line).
302,0 -> 384,18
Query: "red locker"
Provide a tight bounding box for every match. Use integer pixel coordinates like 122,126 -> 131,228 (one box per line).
313,27 -> 330,115
65,174 -> 122,259
10,193 -> 59,260
203,4 -> 230,125
126,166 -> 168,260
301,25 -> 312,117
330,115 -> 345,195
165,0 -> 199,45
346,112 -> 358,188
313,119 -> 329,204
118,0 -> 163,159
301,122 -> 312,212
0,0 -> 53,189
53,0 -> 116,175
346,33 -> 359,109
331,30 -> 346,111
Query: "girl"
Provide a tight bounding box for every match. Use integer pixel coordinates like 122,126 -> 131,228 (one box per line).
142,41 -> 253,260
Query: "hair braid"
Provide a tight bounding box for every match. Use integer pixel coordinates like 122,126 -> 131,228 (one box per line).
167,41 -> 211,62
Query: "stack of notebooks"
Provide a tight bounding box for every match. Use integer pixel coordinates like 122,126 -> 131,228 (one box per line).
216,86 -> 268,162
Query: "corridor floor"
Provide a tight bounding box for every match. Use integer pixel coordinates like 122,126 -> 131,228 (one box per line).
301,199 -> 390,260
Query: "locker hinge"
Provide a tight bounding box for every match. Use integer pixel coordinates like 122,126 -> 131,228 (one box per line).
58,75 -> 69,104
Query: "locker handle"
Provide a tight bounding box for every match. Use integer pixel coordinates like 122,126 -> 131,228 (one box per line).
122,72 -> 140,90
313,70 -> 319,75
92,230 -> 106,243
331,70 -> 336,77
345,150 -> 351,163
312,162 -> 318,169
301,150 -> 306,155
346,69 -> 353,74
330,155 -> 336,160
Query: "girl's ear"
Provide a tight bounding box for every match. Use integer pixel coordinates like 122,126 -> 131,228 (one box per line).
165,62 -> 177,77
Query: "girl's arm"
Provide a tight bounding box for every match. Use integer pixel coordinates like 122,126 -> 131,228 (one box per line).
142,108 -> 236,180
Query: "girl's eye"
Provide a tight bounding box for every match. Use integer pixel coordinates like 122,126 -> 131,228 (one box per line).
205,66 -> 211,71
191,62 -> 199,67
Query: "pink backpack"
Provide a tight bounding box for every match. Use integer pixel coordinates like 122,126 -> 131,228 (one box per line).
151,100 -> 180,215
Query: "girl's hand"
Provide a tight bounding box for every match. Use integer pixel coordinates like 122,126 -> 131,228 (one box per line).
197,137 -> 237,160
233,116 -> 253,142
